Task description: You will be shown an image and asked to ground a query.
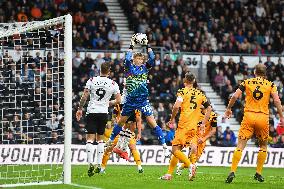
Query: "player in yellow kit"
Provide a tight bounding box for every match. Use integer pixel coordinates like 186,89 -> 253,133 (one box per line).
160,72 -> 212,181
224,64 -> 284,183
100,104 -> 143,173
175,109 -> 217,177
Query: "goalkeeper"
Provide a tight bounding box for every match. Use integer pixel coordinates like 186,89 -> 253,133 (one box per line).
106,34 -> 170,157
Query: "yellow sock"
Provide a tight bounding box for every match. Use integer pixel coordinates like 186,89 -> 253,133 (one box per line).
231,148 -> 242,173
101,152 -> 110,168
256,149 -> 267,174
167,155 -> 179,175
131,149 -> 141,166
190,153 -> 197,164
174,150 -> 191,168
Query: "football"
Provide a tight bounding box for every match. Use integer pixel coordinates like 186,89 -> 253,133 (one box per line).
135,33 -> 148,45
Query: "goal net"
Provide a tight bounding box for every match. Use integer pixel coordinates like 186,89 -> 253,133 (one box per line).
0,15 -> 72,187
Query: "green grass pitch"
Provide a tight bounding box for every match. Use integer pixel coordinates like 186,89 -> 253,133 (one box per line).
2,165 -> 284,189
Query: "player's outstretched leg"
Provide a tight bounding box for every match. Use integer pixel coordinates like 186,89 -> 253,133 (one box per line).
160,155 -> 179,180
113,129 -> 132,160
226,138 -> 247,183
145,115 -> 170,157
101,137 -> 119,173
225,148 -> 242,183
106,116 -> 129,148
100,151 -> 110,174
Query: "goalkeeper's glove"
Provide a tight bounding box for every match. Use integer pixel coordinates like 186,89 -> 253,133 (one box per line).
140,35 -> 148,46
130,33 -> 138,49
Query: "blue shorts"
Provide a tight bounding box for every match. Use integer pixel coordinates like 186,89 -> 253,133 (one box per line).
121,97 -> 153,117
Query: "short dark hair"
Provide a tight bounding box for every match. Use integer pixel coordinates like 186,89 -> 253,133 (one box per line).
101,62 -> 110,74
255,64 -> 266,77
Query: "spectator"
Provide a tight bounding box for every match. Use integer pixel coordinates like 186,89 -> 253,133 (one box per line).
214,70 -> 226,94
238,56 -> 248,73
264,56 -> 275,72
162,122 -> 175,146
276,122 -> 284,136
222,127 -> 236,146
272,135 -> 284,148
107,26 -> 120,48
206,55 -> 217,85
72,52 -> 83,69
94,0 -> 108,13
269,124 -> 278,145
221,133 -> 236,147
215,126 -> 224,146
92,33 -> 106,49
217,56 -> 226,71
275,58 -> 284,81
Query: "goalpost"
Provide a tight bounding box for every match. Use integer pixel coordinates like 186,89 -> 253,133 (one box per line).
0,15 -> 72,187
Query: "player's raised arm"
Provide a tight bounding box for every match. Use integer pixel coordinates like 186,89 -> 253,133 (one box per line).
271,84 -> 284,126
124,34 -> 137,68
224,81 -> 244,119
142,35 -> 154,69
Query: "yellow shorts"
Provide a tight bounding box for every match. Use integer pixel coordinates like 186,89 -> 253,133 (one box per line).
172,127 -> 197,147
239,112 -> 269,141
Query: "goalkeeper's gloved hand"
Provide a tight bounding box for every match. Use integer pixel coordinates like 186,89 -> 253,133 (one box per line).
130,33 -> 138,49
140,35 -> 148,46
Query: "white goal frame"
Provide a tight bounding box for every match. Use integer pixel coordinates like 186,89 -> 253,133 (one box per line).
0,14 -> 72,187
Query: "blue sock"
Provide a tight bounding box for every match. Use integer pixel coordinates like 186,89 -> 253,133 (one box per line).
110,124 -> 122,140
153,126 -> 165,144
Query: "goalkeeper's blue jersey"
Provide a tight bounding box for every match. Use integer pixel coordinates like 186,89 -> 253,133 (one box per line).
124,50 -> 155,101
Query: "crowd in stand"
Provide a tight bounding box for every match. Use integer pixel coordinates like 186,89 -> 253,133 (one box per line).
0,0 -> 120,50
120,0 -> 284,54
0,48 -> 65,144
2,0 -> 284,54
207,55 -> 284,148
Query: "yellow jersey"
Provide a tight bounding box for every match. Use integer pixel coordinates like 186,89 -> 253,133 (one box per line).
177,87 -> 210,129
239,77 -> 277,115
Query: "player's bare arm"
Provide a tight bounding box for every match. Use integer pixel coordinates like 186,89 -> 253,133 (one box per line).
168,99 -> 182,126
109,93 -> 122,107
271,92 -> 284,126
199,105 -> 212,134
76,88 -> 90,121
224,89 -> 242,119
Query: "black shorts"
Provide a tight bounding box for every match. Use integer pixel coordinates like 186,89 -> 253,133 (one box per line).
113,104 -> 136,123
85,113 -> 108,135
127,113 -> 136,122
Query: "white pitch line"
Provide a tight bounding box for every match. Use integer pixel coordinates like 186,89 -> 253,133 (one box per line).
69,183 -> 102,189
